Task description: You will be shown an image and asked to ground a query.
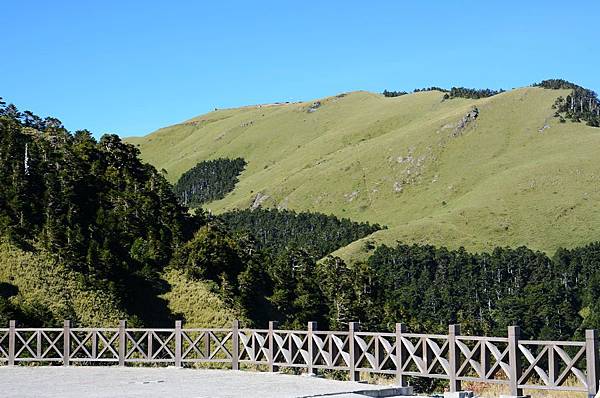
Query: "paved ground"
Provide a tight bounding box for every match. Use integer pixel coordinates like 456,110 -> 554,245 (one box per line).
0,367 -> 419,398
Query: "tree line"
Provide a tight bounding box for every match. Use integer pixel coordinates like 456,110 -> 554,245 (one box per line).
217,208 -> 381,258
0,99 -> 201,324
443,87 -> 504,100
173,157 -> 247,207
0,99 -> 379,326
382,90 -> 408,97
534,79 -> 600,127
382,86 -> 503,99
177,233 -> 600,340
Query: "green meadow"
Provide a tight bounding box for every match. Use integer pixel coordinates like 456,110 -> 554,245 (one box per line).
128,87 -> 600,262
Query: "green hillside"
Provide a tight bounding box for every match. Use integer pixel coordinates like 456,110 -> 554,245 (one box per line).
0,238 -> 240,327
129,86 -> 600,261
0,240 -> 126,326
0,103 -> 240,328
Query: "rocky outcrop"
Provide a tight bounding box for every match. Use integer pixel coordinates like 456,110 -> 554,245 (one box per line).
251,192 -> 270,209
307,101 -> 321,113
453,107 -> 479,137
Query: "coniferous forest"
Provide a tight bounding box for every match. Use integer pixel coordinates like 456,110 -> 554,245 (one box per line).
217,208 -> 381,258
383,86 -> 503,99
443,87 -> 504,99
382,89 -> 408,97
173,158 -> 246,207
3,92 -> 600,341
534,79 -> 600,126
0,98 -> 201,324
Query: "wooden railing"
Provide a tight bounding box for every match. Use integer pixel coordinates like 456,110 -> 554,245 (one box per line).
1,320 -> 598,397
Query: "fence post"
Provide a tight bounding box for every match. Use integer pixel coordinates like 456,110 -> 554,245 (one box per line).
63,320 -> 71,366
118,320 -> 127,366
268,321 -> 279,372
448,324 -> 461,392
307,321 -> 317,375
175,320 -> 182,368
508,325 -> 523,397
8,320 -> 15,366
349,322 -> 360,382
204,328 -> 211,360
586,329 -> 599,398
395,323 -> 406,386
232,320 -> 239,370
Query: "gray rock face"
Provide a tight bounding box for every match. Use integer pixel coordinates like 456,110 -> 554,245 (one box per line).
307,101 -> 321,113
251,192 -> 270,209
453,107 -> 479,137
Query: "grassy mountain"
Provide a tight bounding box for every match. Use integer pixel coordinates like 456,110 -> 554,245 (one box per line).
5,89 -> 600,341
128,86 -> 600,261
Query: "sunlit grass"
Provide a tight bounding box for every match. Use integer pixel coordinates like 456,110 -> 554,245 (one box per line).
160,268 -> 240,328
0,240 -> 126,326
127,87 -> 600,264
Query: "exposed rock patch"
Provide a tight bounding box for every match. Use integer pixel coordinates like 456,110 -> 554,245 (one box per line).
344,190 -> 359,202
452,107 -> 479,137
251,192 -> 270,209
307,101 -> 321,113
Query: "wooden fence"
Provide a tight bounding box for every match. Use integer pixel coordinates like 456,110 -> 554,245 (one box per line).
1,320 -> 598,397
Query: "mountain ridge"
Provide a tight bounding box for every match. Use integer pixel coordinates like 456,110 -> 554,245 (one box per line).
127,85 -> 600,261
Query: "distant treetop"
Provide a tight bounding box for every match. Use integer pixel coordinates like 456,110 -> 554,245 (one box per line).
173,158 -> 247,207
443,87 -> 505,100
382,86 -> 503,99
0,98 -> 64,131
533,79 -> 584,91
413,86 -> 449,93
533,79 -> 600,127
382,79 -> 600,127
382,90 -> 408,98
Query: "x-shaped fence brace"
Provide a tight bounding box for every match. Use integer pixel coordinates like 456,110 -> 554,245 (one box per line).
125,330 -> 175,361
69,330 -> 119,361
0,329 -> 8,360
518,342 -> 588,388
14,330 -> 64,360
455,337 -> 510,380
181,330 -> 210,360
399,335 -> 450,377
180,330 -> 233,361
239,330 -> 269,363
355,333 -> 395,371
273,331 -> 310,366
313,332 -> 351,368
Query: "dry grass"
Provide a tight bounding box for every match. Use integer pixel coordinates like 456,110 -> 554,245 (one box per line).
337,372 -> 588,397
468,379 -> 587,398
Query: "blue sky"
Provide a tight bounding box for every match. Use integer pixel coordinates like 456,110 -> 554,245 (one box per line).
1,1 -> 598,138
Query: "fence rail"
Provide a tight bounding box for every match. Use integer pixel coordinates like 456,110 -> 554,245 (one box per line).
1,320 -> 598,397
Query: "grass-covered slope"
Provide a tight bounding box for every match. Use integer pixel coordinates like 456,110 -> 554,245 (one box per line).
0,238 -> 239,327
0,101 -> 241,327
0,240 -> 126,326
160,268 -> 239,327
127,87 -> 600,261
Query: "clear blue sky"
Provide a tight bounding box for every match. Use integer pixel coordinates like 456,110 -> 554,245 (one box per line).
1,1 -> 598,138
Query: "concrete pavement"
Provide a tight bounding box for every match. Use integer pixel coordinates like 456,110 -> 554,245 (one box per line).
0,367 -> 421,398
